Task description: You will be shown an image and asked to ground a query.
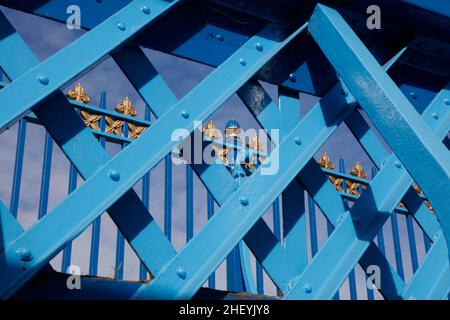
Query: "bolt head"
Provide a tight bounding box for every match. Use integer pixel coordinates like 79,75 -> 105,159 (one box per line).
16,247 -> 33,262
108,169 -> 120,181
116,22 -> 126,31
444,98 -> 450,106
255,42 -> 263,51
432,113 -> 439,119
239,197 -> 249,206
239,58 -> 246,66
216,34 -> 224,42
303,283 -> 312,293
288,73 -> 296,82
294,136 -> 302,145
141,6 -> 151,14
38,75 -> 49,85
395,161 -> 402,169
180,110 -> 190,119
176,267 -> 187,279
410,92 -> 417,99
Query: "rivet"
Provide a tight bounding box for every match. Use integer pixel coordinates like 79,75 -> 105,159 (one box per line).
180,110 -> 190,119
444,98 -> 450,106
410,92 -> 417,99
289,73 -> 296,82
294,136 -> 302,145
303,283 -> 312,293
239,197 -> 249,206
432,113 -> 439,119
141,6 -> 150,14
116,22 -> 126,31
37,75 -> 49,85
433,233 -> 439,241
255,42 -> 263,51
216,34 -> 224,42
108,169 -> 120,181
395,161 -> 402,169
176,267 -> 187,279
239,58 -> 246,66
16,247 -> 33,262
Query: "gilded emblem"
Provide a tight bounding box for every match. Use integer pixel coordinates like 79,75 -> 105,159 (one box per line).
347,162 -> 367,196
318,153 -> 343,192
203,120 -> 220,139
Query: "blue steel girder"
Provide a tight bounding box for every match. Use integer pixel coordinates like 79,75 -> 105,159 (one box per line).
0,21 -> 307,299
308,4 -> 450,258
0,1 -> 410,96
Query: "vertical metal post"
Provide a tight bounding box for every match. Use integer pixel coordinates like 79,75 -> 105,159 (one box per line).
164,154 -> 172,241
37,132 -> 53,219
308,195 -> 318,256
272,198 -> 281,240
390,213 -> 405,280
186,166 -> 194,242
10,119 -> 27,218
139,106 -> 151,281
366,167 -> 379,300
406,214 -> 419,273
114,117 -> 128,280
339,158 -> 357,300
61,163 -> 77,273
326,220 -> 340,300
206,192 -> 215,288
89,92 -> 106,276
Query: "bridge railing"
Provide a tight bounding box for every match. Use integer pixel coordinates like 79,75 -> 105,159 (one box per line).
0,80 -> 434,299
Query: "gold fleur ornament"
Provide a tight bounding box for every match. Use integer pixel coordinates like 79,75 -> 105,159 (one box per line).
67,83 -> 90,103
203,121 -> 220,139
66,83 -> 103,130
105,117 -> 124,136
115,97 -> 138,116
318,153 -> 343,192
128,123 -> 146,139
347,162 -> 367,196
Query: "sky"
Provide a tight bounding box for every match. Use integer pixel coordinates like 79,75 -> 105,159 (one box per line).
0,4 -> 432,299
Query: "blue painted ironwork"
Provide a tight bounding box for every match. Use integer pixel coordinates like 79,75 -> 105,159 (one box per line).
0,0 -> 448,301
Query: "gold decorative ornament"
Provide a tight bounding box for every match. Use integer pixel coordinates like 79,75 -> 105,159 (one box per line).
115,97 -> 138,116
202,120 -> 220,139
318,152 -> 335,170
66,83 -> 90,103
128,123 -> 146,139
413,185 -> 435,215
105,117 -> 124,136
317,153 -> 343,192
80,111 -> 102,130
66,83 -> 102,131
347,162 -> 367,196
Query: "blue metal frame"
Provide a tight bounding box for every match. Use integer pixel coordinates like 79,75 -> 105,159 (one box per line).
0,0 -> 448,301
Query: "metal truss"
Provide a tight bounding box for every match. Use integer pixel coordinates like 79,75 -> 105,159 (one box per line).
0,0 -> 448,300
